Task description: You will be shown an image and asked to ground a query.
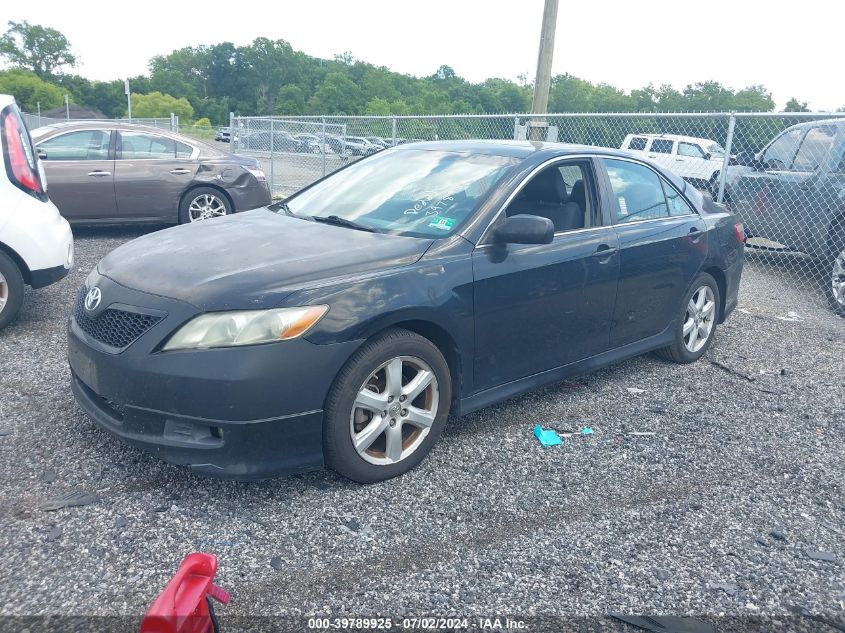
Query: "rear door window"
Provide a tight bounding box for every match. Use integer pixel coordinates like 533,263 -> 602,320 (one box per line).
649,139 -> 674,154
38,130 -> 111,161
603,158 -> 669,223
119,132 -> 177,159
791,125 -> 837,172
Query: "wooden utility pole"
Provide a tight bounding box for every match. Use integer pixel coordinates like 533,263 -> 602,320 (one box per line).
529,0 -> 559,141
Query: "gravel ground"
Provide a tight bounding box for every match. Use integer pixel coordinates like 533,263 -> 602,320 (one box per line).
1,226 -> 843,632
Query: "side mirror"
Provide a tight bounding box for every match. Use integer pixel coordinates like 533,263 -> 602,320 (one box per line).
703,152 -> 712,161
37,148 -> 47,160
492,214 -> 554,245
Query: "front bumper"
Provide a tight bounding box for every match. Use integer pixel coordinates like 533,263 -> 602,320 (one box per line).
67,274 -> 362,478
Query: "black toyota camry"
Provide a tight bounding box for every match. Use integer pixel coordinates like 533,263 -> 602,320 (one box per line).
68,140 -> 745,483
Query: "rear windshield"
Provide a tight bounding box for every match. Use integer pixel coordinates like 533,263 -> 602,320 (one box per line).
280,149 -> 519,238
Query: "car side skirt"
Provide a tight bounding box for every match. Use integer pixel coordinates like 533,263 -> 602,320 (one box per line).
454,323 -> 675,417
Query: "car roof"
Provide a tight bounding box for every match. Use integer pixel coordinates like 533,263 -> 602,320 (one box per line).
782,117 -> 845,132
627,133 -> 717,145
391,139 -> 646,160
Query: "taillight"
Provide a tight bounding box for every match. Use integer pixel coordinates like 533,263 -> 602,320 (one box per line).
2,105 -> 45,200
734,222 -> 747,243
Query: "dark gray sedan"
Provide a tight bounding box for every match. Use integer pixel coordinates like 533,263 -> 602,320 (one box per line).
31,122 -> 272,223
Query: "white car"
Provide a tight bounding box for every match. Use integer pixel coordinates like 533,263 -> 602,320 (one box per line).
0,95 -> 74,330
621,133 -> 751,198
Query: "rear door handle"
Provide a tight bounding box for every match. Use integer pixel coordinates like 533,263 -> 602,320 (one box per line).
169,168 -> 191,175
87,170 -> 111,177
688,226 -> 703,242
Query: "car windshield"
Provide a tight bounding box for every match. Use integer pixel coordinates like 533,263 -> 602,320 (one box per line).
277,149 -> 519,238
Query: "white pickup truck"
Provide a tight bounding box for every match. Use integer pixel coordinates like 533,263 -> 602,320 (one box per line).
0,95 -> 73,329
621,133 -> 751,199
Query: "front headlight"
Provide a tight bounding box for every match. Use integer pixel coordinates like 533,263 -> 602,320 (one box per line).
162,306 -> 328,351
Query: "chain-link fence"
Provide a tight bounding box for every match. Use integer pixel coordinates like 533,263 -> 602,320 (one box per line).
230,112 -> 845,316
20,111 -> 178,131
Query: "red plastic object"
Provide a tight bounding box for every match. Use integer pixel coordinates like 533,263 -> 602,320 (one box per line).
140,553 -> 230,633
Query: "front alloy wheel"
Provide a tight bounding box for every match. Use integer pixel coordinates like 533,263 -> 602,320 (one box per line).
351,356 -> 439,465
323,328 -> 452,483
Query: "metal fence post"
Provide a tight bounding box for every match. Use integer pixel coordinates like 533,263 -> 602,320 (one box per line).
229,112 -> 235,154
321,117 -> 327,176
716,113 -> 736,204
269,118 -> 275,197
170,112 -> 175,132
391,116 -> 397,146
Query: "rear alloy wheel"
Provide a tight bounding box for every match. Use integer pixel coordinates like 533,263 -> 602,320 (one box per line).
323,328 -> 451,483
179,188 -> 232,223
656,272 -> 720,363
0,251 -> 25,331
829,242 -> 845,316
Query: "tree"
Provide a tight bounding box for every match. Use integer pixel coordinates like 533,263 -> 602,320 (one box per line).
783,97 -> 809,112
308,72 -> 363,115
129,91 -> 194,119
0,21 -> 76,77
0,69 -> 66,111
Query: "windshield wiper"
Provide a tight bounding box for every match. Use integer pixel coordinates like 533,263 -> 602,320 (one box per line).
310,215 -> 376,233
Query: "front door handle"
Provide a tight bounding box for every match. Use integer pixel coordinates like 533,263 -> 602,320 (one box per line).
87,170 -> 111,177
592,244 -> 617,262
688,226 -> 703,242
169,168 -> 191,175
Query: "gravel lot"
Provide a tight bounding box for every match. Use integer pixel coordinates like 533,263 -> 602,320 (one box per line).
1,226 -> 843,632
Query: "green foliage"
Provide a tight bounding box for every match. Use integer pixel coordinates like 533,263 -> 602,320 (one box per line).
193,117 -> 211,126
129,91 -> 194,119
0,69 -> 66,111
1,25 -> 816,126
0,20 -> 76,77
783,97 -> 809,112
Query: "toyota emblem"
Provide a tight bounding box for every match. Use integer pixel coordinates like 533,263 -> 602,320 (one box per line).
84,287 -> 102,312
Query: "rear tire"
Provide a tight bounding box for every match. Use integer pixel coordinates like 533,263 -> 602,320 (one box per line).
323,328 -> 452,483
656,272 -> 720,364
179,187 -> 232,224
827,234 -> 845,317
0,252 -> 25,331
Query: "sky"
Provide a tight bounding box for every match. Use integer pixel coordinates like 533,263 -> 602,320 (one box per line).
3,0 -> 843,111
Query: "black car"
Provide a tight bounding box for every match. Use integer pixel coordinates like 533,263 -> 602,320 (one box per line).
68,141 -> 745,483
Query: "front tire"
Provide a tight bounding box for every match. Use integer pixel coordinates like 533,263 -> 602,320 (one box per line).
179,187 -> 232,224
0,252 -> 25,331
323,328 -> 452,483
656,272 -> 720,364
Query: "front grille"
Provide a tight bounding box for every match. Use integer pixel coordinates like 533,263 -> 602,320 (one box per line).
73,289 -> 162,350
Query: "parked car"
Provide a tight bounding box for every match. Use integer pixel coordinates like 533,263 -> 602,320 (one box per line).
238,130 -> 301,153
31,122 -> 271,224
293,133 -> 324,153
730,118 -> 845,314
214,128 -> 231,142
343,136 -> 379,156
0,95 -> 74,330
621,133 -> 751,198
68,140 -> 744,482
365,136 -> 389,148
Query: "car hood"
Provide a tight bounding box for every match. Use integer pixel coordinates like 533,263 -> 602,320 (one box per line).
97,209 -> 434,310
